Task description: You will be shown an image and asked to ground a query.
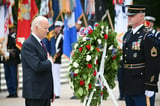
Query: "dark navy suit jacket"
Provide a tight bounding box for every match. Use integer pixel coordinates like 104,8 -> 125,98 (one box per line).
21,34 -> 53,99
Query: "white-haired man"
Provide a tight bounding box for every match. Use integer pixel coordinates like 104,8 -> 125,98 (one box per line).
21,16 -> 54,106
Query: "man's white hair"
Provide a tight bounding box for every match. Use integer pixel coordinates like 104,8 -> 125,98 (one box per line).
31,16 -> 48,31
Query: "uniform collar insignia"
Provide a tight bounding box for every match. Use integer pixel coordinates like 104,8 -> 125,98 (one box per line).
136,31 -> 140,34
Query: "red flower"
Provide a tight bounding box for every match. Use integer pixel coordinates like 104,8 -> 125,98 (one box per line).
86,45 -> 91,50
88,84 -> 92,89
88,29 -> 93,34
96,48 -> 100,52
74,73 -> 78,76
112,55 -> 116,60
100,92 -> 103,95
87,64 -> 92,69
93,70 -> 97,76
94,23 -> 99,27
104,34 -> 108,39
79,80 -> 85,85
79,47 -> 83,52
96,60 -> 98,64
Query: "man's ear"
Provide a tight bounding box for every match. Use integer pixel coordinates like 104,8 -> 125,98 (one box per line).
35,25 -> 39,30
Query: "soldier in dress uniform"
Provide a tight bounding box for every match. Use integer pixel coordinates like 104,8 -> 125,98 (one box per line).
144,16 -> 160,48
1,26 -> 21,98
52,21 -> 64,99
122,5 -> 160,106
144,16 -> 156,32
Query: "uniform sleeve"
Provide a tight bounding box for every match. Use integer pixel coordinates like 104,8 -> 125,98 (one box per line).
9,37 -> 20,59
143,35 -> 160,92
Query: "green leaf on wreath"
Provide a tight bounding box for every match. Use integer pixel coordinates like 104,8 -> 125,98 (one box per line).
111,61 -> 118,70
82,74 -> 88,80
77,87 -> 83,97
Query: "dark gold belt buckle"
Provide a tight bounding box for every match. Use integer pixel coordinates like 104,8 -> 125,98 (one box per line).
125,64 -> 129,68
125,64 -> 133,68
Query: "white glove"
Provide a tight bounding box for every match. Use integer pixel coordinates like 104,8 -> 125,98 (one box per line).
145,90 -> 154,97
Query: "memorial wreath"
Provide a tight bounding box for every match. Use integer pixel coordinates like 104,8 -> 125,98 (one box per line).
69,22 -> 121,106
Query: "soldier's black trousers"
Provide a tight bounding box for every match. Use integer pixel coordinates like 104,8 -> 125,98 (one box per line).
124,94 -> 155,106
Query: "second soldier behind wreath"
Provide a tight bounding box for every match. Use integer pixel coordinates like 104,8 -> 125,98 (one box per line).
144,16 -> 160,48
122,5 -> 160,106
144,16 -> 156,33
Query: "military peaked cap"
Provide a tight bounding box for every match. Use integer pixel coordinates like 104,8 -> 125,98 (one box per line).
127,5 -> 146,16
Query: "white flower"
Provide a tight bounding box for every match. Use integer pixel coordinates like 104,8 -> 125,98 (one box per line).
73,62 -> 79,68
105,26 -> 108,34
101,26 -> 104,30
86,55 -> 91,61
74,43 -> 78,49
101,26 -> 104,34
97,39 -> 101,44
108,45 -> 113,50
83,36 -> 86,41
91,46 -> 94,51
75,69 -> 79,73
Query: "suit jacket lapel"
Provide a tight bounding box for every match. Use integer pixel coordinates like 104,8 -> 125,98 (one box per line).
30,35 -> 47,58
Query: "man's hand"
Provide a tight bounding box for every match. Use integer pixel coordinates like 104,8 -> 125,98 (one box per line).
47,53 -> 53,64
145,90 -> 154,97
52,53 -> 59,63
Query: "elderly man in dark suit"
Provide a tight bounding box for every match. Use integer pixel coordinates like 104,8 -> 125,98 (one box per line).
21,16 -> 54,106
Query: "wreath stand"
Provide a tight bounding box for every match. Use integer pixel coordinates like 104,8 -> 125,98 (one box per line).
83,42 -> 119,106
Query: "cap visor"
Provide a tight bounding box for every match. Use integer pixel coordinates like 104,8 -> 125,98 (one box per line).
127,13 -> 137,16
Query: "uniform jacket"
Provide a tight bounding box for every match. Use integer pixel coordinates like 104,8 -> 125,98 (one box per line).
122,26 -> 160,95
150,29 -> 160,48
0,32 -> 21,64
54,33 -> 63,64
21,34 -> 53,99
